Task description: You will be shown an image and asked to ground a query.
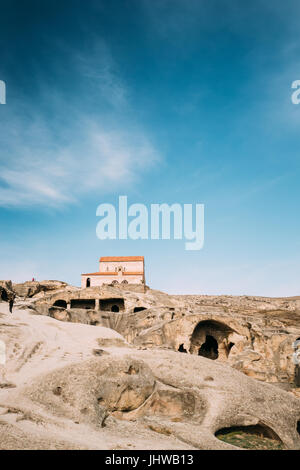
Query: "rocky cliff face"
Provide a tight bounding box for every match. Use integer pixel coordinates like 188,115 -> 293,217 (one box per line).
12,280 -> 72,299
0,300 -> 300,450
10,281 -> 300,388
0,280 -> 15,302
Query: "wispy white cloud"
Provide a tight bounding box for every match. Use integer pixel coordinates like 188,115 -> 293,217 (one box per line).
0,41 -> 160,208
0,118 -> 159,207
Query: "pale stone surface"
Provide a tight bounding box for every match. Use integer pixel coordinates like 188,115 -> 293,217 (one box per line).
0,302 -> 300,450
12,280 -> 71,299
6,282 -> 300,385
1,281 -> 300,449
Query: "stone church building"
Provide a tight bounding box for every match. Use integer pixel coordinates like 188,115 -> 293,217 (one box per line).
81,256 -> 145,288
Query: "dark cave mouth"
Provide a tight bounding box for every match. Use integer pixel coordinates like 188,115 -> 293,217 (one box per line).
198,335 -> 219,360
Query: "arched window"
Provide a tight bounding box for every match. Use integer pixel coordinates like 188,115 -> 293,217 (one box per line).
86,278 -> 91,288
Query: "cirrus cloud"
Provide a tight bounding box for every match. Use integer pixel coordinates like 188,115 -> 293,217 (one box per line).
0,40 -> 160,208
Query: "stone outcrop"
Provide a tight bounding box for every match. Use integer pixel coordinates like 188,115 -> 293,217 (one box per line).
0,305 -> 299,450
0,280 -> 15,302
16,352 -> 300,449
23,284 -> 300,387
12,280 -> 72,299
1,280 -> 300,449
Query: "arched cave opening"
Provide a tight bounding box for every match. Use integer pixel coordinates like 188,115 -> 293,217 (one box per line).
295,365 -> 300,387
0,289 -> 8,302
100,298 -> 124,312
53,299 -> 67,309
215,424 -> 283,450
70,299 -> 95,310
198,335 -> 218,360
189,319 -> 235,359
178,344 -> 187,353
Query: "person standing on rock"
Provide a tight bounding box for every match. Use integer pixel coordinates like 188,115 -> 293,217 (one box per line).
9,296 -> 14,314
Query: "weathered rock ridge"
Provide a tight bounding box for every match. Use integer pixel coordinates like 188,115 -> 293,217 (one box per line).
18,282 -> 300,387
0,280 -> 299,450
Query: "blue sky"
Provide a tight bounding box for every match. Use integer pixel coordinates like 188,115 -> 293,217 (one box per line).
0,0 -> 300,295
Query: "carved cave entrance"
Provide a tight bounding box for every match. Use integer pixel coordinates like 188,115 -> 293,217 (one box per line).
70,299 -> 95,309
190,320 -> 235,361
133,307 -> 146,313
198,335 -> 219,359
0,289 -> 8,301
100,298 -> 125,312
53,299 -> 67,309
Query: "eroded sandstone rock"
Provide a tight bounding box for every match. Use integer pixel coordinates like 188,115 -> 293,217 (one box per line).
6,281 -> 300,387
0,304 -> 300,450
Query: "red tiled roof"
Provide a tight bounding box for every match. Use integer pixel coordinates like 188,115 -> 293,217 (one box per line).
99,256 -> 144,262
82,272 -> 144,276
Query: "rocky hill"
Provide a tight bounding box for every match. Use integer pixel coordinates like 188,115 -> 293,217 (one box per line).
0,280 -> 299,450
